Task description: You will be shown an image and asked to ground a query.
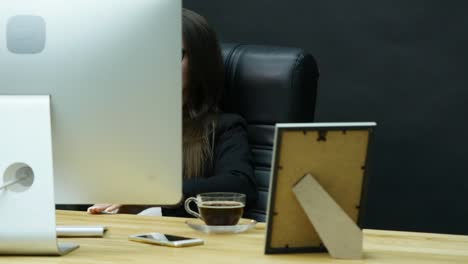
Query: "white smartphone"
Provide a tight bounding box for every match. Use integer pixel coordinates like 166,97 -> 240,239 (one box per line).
128,233 -> 204,247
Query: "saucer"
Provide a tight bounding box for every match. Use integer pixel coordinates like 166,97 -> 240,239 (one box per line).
185,218 -> 257,234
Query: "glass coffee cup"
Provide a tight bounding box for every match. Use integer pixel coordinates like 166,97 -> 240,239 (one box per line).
184,192 -> 246,226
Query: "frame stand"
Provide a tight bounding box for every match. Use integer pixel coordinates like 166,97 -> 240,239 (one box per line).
0,95 -> 79,256
293,174 -> 363,259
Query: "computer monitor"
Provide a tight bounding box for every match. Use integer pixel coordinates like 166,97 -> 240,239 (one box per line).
0,0 -> 182,205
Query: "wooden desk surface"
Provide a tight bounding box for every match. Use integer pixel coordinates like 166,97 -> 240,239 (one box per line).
1,210 -> 468,263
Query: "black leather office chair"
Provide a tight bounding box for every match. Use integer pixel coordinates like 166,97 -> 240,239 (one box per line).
221,43 -> 320,222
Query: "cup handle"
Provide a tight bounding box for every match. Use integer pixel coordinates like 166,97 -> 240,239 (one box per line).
184,197 -> 201,218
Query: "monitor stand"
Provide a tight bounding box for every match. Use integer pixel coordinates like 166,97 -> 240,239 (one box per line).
0,95 -> 79,256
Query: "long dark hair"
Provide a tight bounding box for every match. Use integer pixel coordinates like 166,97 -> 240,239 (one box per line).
182,9 -> 224,179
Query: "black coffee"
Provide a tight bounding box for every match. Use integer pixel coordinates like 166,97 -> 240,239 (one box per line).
199,201 -> 244,226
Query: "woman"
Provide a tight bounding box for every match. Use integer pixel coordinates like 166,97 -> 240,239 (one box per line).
88,9 -> 257,216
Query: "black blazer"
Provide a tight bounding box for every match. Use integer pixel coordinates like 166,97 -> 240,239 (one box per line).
163,113 -> 258,217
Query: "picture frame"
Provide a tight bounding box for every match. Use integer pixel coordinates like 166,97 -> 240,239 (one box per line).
264,122 -> 376,254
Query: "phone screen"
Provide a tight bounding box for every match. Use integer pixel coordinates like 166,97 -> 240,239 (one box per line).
137,233 -> 193,242
130,232 -> 203,247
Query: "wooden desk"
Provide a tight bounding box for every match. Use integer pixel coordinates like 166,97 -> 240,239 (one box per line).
2,210 -> 468,263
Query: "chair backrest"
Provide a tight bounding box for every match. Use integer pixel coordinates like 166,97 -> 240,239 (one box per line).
221,43 -> 319,222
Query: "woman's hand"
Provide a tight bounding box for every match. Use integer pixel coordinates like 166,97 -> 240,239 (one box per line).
87,204 -> 121,214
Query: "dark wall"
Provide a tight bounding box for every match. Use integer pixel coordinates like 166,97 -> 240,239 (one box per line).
183,0 -> 468,234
